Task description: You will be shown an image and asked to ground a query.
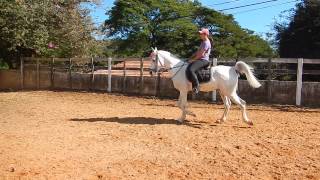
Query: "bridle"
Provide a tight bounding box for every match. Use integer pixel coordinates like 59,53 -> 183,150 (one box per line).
151,53 -> 188,79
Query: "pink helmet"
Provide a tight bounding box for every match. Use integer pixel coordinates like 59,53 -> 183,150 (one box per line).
198,28 -> 209,36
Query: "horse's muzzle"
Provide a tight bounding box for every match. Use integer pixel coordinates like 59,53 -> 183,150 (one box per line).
149,68 -> 157,76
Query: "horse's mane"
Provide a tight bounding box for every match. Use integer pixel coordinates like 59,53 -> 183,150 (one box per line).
159,50 -> 182,62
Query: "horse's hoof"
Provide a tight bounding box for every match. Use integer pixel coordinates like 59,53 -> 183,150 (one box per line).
177,118 -> 184,124
216,119 -> 224,124
176,120 -> 184,125
186,111 -> 196,117
245,121 -> 254,126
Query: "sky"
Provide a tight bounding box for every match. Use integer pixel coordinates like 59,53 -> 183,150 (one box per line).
88,0 -> 299,38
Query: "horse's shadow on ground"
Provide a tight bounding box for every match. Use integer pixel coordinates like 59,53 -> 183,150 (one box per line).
70,117 -> 202,128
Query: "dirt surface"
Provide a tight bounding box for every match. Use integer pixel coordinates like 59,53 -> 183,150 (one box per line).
1,91 -> 320,179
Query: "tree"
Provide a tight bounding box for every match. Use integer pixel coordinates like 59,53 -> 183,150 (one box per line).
104,0 -> 198,57
193,6 -> 273,58
104,0 -> 273,58
0,0 -> 50,64
0,0 -> 98,67
275,0 -> 320,58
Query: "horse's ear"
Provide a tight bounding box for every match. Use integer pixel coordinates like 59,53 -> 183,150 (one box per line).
155,47 -> 158,51
151,47 -> 154,51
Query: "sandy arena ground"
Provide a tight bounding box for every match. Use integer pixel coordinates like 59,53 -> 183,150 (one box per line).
0,91 -> 320,179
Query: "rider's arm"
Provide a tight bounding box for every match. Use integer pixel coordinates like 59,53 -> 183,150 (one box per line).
192,49 -> 206,60
190,42 -> 207,61
189,48 -> 206,62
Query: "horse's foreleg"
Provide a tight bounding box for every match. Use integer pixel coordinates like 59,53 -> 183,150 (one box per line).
177,95 -> 181,107
230,93 -> 253,126
177,91 -> 188,123
185,109 -> 196,117
217,94 -> 231,123
183,102 -> 196,117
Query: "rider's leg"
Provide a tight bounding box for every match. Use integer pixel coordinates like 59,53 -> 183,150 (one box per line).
189,60 -> 209,93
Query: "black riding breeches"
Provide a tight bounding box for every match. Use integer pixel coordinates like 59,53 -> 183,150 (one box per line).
187,59 -> 209,88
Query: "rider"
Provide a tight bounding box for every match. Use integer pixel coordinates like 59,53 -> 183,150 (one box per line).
187,28 -> 212,94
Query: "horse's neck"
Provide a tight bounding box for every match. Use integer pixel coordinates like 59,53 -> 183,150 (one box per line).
159,52 -> 185,78
161,52 -> 180,68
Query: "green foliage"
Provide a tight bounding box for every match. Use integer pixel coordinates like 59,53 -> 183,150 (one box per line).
0,58 -> 9,70
104,0 -> 273,58
0,0 -> 274,67
88,40 -> 113,57
104,0 -> 197,57
0,0 -> 99,67
275,0 -> 320,58
195,6 -> 273,58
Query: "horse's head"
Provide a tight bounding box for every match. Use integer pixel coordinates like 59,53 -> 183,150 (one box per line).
149,47 -> 165,76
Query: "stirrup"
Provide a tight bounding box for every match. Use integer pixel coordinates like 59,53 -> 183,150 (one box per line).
192,87 -> 199,94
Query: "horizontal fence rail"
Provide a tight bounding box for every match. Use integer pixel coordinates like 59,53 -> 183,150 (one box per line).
14,56 -> 320,106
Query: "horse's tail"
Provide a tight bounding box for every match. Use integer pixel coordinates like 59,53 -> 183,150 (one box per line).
235,61 -> 261,88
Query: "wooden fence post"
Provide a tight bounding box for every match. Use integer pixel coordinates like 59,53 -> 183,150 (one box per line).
267,57 -> 272,103
123,60 -> 127,92
156,73 -> 161,97
36,58 -> 40,89
51,58 -> 55,89
20,57 -> 24,90
140,57 -> 144,94
108,57 -> 112,92
69,58 -> 72,89
91,57 -> 95,90
154,55 -> 160,96
211,58 -> 218,102
296,58 -> 303,106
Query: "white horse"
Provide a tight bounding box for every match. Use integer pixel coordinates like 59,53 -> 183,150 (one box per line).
149,48 -> 261,125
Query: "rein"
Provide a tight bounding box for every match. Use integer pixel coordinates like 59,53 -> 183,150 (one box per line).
155,54 -> 188,79
169,62 -> 188,79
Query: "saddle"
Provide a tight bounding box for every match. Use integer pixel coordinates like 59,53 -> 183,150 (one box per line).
186,64 -> 211,84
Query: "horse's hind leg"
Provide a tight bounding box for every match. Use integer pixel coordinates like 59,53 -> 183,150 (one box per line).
217,94 -> 231,123
230,93 -> 253,126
